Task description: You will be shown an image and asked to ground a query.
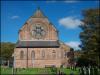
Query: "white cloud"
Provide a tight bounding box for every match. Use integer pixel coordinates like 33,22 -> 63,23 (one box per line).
66,41 -> 81,50
59,16 -> 83,29
11,16 -> 20,19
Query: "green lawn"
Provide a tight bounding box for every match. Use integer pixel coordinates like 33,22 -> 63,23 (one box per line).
1,67 -> 12,75
1,67 -> 79,75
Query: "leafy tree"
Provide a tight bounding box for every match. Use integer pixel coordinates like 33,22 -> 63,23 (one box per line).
79,8 -> 100,66
0,42 -> 15,60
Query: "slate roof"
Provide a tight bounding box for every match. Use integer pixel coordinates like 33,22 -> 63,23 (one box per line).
16,41 -> 60,48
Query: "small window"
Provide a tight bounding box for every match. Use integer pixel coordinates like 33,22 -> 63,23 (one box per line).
31,51 -> 35,60
20,51 -> 24,59
64,51 -> 67,58
42,50 -> 45,59
52,50 -> 56,59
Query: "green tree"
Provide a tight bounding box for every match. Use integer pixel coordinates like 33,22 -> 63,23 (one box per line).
79,8 -> 100,66
0,42 -> 15,60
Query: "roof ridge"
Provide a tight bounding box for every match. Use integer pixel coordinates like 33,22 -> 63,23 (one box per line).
32,7 -> 46,18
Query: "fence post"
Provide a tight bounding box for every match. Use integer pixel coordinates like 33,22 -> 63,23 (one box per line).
8,60 -> 9,67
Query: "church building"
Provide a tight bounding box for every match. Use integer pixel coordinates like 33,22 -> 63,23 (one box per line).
14,8 -> 74,68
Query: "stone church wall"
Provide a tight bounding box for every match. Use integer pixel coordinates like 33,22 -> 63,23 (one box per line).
19,18 -> 58,41
14,47 -> 70,68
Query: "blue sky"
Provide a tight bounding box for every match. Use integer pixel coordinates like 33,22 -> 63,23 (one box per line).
1,1 -> 99,50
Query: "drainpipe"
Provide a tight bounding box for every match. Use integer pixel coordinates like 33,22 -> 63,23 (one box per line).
27,48 -> 28,68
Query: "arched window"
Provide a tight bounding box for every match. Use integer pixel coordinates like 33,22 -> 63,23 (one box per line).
64,51 -> 67,58
20,51 -> 24,59
42,50 -> 45,59
31,51 -> 35,60
52,50 -> 56,59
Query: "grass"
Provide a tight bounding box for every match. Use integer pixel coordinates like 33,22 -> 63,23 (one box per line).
1,67 -> 12,74
61,68 -> 79,74
1,67 -> 79,75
